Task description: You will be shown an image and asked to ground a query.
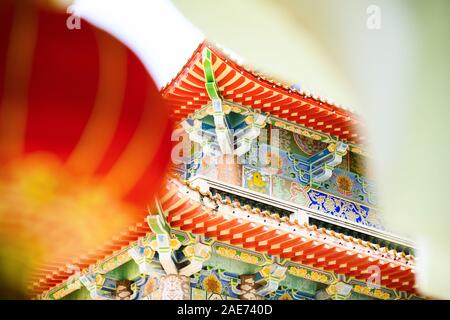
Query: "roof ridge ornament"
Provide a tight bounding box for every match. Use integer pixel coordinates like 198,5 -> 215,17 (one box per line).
202,47 -> 221,100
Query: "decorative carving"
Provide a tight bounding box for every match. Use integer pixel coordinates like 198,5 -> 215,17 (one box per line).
239,275 -> 262,300
179,242 -> 212,277
235,113 -> 267,156
307,189 -> 384,230
288,266 -> 333,284
203,274 -> 223,294
159,274 -> 191,300
255,264 -> 287,296
310,141 -> 348,186
213,243 -> 266,266
79,273 -> 117,300
316,281 -> 352,300
116,280 -> 133,300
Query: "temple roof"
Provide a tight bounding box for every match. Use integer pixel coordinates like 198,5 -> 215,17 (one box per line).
162,42 -> 364,144
28,219 -> 150,297
159,177 -> 416,293
30,43 -> 409,299
32,174 -> 417,298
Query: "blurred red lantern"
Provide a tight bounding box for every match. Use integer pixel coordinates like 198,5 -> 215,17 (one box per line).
0,1 -> 173,297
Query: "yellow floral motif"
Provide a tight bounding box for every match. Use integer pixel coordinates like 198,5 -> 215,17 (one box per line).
373,290 -> 391,300
223,105 -> 231,114
288,267 -> 307,278
310,272 -> 329,283
373,290 -> 390,300
203,275 -> 222,294
216,246 -> 237,258
239,252 -> 259,264
353,285 -> 390,300
326,284 -> 337,296
100,252 -> 131,272
279,292 -> 293,300
244,115 -> 254,125
148,238 -> 180,251
288,267 -> 330,284
170,238 -> 181,250
327,143 -> 336,153
216,246 -> 260,265
260,266 -> 271,278
95,274 -> 105,286
354,285 -> 371,295
247,171 -> 267,193
183,245 -> 195,258
274,121 -> 284,128
336,175 -> 353,195
52,281 -> 81,300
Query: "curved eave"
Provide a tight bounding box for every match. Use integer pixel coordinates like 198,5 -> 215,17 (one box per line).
160,177 -> 416,293
27,219 -> 150,298
162,41 -> 364,144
